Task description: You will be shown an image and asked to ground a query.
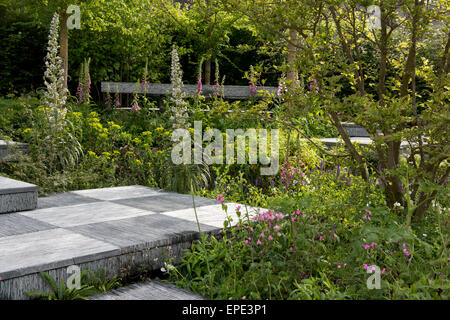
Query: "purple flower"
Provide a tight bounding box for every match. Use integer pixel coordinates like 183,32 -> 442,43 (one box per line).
131,101 -> 141,113
249,81 -> 257,96
195,77 -> 203,96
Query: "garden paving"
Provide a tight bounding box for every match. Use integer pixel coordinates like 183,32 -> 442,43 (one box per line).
0,185 -> 263,299
90,280 -> 206,300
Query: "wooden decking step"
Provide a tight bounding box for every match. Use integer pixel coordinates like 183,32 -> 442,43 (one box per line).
90,280 -> 206,300
0,176 -> 38,214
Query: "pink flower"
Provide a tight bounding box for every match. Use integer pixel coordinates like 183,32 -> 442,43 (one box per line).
364,264 -> 369,269
195,77 -> 203,96
236,206 -> 241,212
371,242 -> 376,248
365,209 -> 372,215
319,236 -> 323,241
337,265 -> 341,269
273,225 -> 281,231
216,194 -> 224,204
256,240 -> 262,245
268,235 -> 273,241
381,268 -> 386,274
245,240 -> 249,245
260,232 -> 265,238
289,247 -> 294,251
364,244 -> 371,250
277,232 -> 282,237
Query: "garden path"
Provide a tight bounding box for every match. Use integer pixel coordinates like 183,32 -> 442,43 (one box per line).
0,184 -> 262,299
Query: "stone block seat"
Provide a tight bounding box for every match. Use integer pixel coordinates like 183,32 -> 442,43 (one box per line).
0,176 -> 38,214
0,140 -> 30,162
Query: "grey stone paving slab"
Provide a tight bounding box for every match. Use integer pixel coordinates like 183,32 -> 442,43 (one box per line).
0,228 -> 120,280
0,185 -> 266,299
162,203 -> 263,228
113,192 -> 218,213
71,185 -> 164,201
67,214 -> 216,251
0,176 -> 37,195
37,192 -> 100,209
20,201 -> 157,228
90,280 -> 206,300
0,213 -> 55,237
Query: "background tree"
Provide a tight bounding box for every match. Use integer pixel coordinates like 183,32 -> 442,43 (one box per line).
157,0 -> 242,85
223,0 -> 449,221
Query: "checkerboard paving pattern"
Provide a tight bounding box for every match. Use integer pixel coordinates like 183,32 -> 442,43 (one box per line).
0,185 -> 263,281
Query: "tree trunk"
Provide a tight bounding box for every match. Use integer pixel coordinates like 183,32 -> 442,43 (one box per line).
204,58 -> 211,85
286,29 -> 298,89
59,9 -> 69,90
283,29 -> 298,165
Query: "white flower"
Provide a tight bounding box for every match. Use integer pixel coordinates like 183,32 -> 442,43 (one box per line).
170,45 -> 189,129
162,262 -> 175,273
42,12 -> 68,127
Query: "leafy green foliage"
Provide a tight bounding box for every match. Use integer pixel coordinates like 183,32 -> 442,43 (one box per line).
166,170 -> 449,300
26,269 -> 122,300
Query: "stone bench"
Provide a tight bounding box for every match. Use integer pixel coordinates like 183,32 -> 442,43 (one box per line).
0,140 -> 30,162
101,82 -> 278,100
341,122 -> 370,137
0,176 -> 38,214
